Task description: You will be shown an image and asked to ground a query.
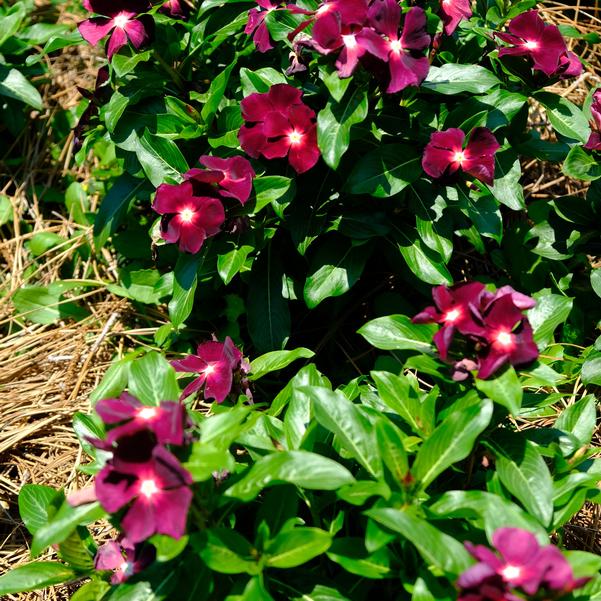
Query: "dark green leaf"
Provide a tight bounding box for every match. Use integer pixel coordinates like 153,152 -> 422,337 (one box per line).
266,528 -> 332,568
0,562 -> 77,595
358,315 -> 437,352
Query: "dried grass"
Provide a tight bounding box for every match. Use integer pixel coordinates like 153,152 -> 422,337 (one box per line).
0,0 -> 599,598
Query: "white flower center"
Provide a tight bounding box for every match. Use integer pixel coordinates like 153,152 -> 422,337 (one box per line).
113,13 -> 130,29
495,330 -> 513,347
180,208 -> 195,223
317,3 -> 332,15
203,363 -> 216,375
137,407 -> 158,420
500,564 -> 522,581
119,561 -> 133,576
524,40 -> 538,50
342,34 -> 358,49
389,39 -> 403,53
444,308 -> 461,323
288,130 -> 304,145
453,151 -> 466,163
139,479 -> 159,498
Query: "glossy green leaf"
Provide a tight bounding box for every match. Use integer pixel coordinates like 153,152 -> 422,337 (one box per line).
475,366 -> 522,415
358,315 -> 437,352
250,348 -> 314,380
423,64 -> 500,95
128,351 -> 180,405
266,528 -> 332,568
0,562 -> 77,595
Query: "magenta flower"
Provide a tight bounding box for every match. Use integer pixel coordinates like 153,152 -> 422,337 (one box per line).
288,0 -> 369,40
422,127 -> 500,185
186,155 -> 255,205
245,0 -> 280,52
413,281 -> 486,359
239,84 -> 321,174
585,89 -> 601,151
152,179 -> 225,254
476,294 -> 539,379
496,11 -> 568,76
440,0 -> 472,35
367,2 -> 431,93
78,0 -> 152,59
171,336 -> 247,402
95,393 -> 185,446
95,537 -> 155,584
557,50 -> 583,78
459,528 -> 590,599
95,441 -> 193,543
159,0 -> 187,18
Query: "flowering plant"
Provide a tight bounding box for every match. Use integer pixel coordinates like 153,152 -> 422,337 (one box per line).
3,0 -> 601,598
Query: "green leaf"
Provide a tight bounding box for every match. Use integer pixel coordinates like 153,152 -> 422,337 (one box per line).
317,87 -> 369,169
70,580 -> 111,601
591,269 -> 601,299
582,352 -> 601,386
169,252 -> 200,328
326,538 -> 391,579
94,174 -> 145,248
556,395 -> 596,446
253,175 -> 295,215
217,245 -> 253,285
0,194 -> 13,225
412,399 -> 493,489
13,286 -> 89,324
489,150 -> 525,210
137,130 -> 188,186
89,356 -> 133,404
372,371 -> 422,434
337,480 -> 391,506
563,146 -> 601,181
0,562 -> 78,595
194,529 -> 258,575
28,232 -> 65,257
422,64 -> 500,95
266,528 -> 332,568
184,440 -> 235,482
128,352 -> 180,405
358,315 -> 437,352
535,92 -> 591,144
307,387 -> 382,478
250,348 -> 314,380
489,432 -> 554,526
375,419 -> 409,483
201,59 -> 235,125
304,246 -> 368,308
225,450 -> 355,501
366,508 -> 472,575
240,67 -> 287,95
31,502 -> 105,557
475,366 -> 523,415
346,144 -> 421,197
18,485 -> 61,535
428,490 -> 547,542
0,65 -> 43,109
527,292 -> 573,348
247,250 -> 290,353
241,577 -> 275,601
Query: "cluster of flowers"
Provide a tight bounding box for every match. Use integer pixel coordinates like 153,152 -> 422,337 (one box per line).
413,281 -> 539,379
77,0 -> 185,60
245,3 -> 581,87
585,89 -> 601,151
152,156 -> 255,253
458,528 -> 589,600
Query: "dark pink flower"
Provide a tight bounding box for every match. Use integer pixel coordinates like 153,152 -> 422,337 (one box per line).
496,11 -> 567,76
557,50 -> 583,78
171,336 -> 247,402
95,441 -> 193,543
460,528 -> 590,598
422,127 -> 500,185
440,0 -> 472,35
245,0 -> 280,52
95,393 -> 185,446
159,0 -> 187,18
288,0 -> 369,41
74,66 -> 110,151
152,179 -> 225,254
239,84 -> 321,174
476,294 -> 538,379
367,2 -> 431,93
189,155 -> 255,205
413,281 -> 486,359
78,0 -> 152,59
585,89 -> 601,151
95,537 -> 155,584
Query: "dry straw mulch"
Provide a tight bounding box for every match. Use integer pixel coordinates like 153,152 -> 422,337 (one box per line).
0,1 -> 600,599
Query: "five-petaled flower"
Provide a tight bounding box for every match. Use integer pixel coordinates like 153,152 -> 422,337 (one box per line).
78,0 -> 152,59
440,0 -> 472,35
152,177 -> 225,254
422,127 -> 500,185
95,433 -> 193,543
496,11 -> 581,77
171,336 -> 248,403
239,84 -> 321,174
367,2 -> 431,94
95,393 -> 185,446
585,89 -> 601,151
95,537 -> 155,584
458,528 -> 590,599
